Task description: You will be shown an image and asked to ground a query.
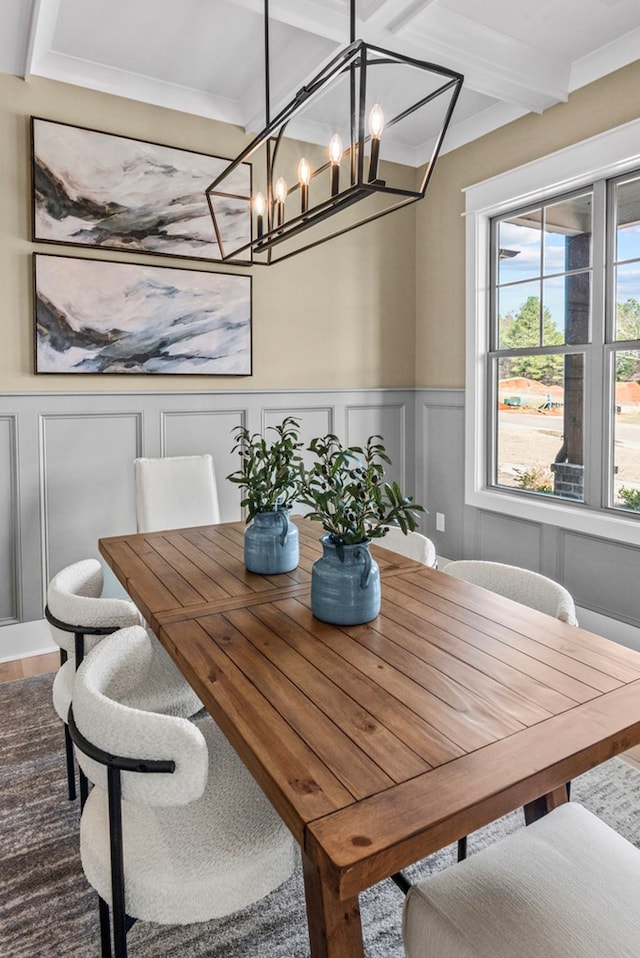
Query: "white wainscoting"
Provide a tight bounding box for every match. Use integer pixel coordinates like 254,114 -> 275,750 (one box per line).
3,386 -> 639,660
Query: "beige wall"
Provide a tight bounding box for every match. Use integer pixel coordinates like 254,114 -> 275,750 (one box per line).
4,62 -> 639,395
415,59 -> 640,388
0,71 -> 417,393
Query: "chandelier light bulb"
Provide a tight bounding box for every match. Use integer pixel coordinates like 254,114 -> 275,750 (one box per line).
297,158 -> 311,186
329,134 -> 343,196
274,176 -> 287,226
297,159 -> 311,214
368,104 -> 384,182
329,134 -> 343,165
369,103 -> 384,139
275,177 -> 287,203
254,191 -> 266,239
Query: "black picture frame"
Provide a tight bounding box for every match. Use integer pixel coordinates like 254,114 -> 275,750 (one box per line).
34,253 -> 252,376
31,117 -> 252,264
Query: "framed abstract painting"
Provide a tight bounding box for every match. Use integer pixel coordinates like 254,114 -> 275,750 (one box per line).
34,254 -> 252,375
31,118 -> 251,263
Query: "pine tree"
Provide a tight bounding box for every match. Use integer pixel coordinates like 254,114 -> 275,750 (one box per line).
500,296 -> 564,384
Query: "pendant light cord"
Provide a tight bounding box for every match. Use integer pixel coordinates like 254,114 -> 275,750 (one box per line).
350,0 -> 356,184
263,0 -> 354,127
264,0 -> 270,126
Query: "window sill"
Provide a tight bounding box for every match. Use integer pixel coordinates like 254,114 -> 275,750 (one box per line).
466,484 -> 640,546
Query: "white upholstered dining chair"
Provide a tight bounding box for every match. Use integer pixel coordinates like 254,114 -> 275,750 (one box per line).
380,526 -> 437,568
69,627 -> 298,958
47,558 -> 202,802
443,559 -> 578,626
402,802 -> 640,958
443,559 -> 578,861
134,454 -> 221,532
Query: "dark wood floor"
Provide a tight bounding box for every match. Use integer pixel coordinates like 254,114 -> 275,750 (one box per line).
3,650 -> 640,770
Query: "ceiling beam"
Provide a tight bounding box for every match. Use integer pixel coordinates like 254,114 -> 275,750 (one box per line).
23,0 -> 59,79
395,10 -> 571,111
363,0 -> 438,33
229,0 -> 570,112
229,0 -> 351,44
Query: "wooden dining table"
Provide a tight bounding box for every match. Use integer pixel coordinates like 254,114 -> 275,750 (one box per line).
99,517 -> 640,958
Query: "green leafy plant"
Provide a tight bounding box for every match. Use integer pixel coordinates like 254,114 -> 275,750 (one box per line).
227,417 -> 303,520
618,486 -> 640,511
297,433 -> 424,545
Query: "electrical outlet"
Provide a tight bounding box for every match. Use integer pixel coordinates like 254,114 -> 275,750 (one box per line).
436,512 -> 445,532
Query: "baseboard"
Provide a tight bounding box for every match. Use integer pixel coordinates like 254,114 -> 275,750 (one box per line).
0,620 -> 55,663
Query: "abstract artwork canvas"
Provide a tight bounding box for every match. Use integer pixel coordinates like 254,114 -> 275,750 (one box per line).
34,254 -> 252,375
31,118 -> 251,262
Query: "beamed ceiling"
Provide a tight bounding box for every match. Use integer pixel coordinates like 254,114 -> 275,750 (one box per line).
2,0 -> 640,164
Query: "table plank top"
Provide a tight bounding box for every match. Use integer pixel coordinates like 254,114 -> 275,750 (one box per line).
99,519 -> 640,911
99,517 -> 418,632
151,569 -> 640,891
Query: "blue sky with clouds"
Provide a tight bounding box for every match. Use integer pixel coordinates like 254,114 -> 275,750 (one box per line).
496,210 -> 640,339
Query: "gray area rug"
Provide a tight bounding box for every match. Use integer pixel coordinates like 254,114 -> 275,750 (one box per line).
2,672 -> 640,957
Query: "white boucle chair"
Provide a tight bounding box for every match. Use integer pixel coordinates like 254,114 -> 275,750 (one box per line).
443,560 -> 578,626
402,802 -> 640,958
442,560 -> 578,862
134,454 -> 221,532
47,558 -> 202,802
69,627 -> 298,958
380,527 -> 438,568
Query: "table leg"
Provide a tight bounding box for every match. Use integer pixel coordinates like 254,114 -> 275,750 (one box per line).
302,849 -> 364,958
523,784 -> 569,824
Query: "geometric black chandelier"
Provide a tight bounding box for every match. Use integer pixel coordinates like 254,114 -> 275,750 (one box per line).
206,0 -> 463,265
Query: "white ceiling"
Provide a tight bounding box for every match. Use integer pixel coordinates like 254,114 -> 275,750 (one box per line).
4,0 -> 640,164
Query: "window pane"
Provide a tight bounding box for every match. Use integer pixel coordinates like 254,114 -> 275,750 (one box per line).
612,351 -> 640,512
495,354 -> 584,502
498,215 -> 541,283
615,177 -> 640,263
614,265 -> 640,341
544,193 -> 592,276
498,282 -> 541,348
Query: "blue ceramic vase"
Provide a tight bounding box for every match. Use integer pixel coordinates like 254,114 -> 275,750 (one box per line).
311,535 -> 380,625
244,509 -> 299,574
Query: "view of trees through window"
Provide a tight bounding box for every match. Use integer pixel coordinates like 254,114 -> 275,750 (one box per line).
491,173 -> 640,515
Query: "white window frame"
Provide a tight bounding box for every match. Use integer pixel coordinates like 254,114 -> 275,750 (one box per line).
464,117 -> 640,546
